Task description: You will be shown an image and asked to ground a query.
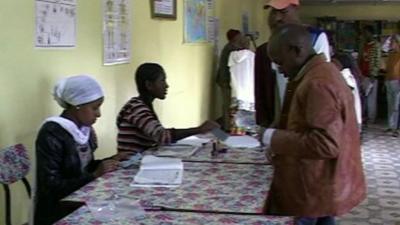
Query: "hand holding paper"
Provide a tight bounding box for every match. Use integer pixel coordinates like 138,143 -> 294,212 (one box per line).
198,120 -> 220,133
211,128 -> 229,141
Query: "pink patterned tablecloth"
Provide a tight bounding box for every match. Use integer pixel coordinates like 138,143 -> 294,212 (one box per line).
150,142 -> 269,164
186,146 -> 269,164
55,205 -> 294,225
66,162 -> 272,213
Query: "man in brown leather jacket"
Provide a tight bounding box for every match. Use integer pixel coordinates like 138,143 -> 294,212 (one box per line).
261,24 -> 366,225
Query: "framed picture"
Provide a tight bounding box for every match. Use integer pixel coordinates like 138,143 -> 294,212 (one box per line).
150,0 -> 177,19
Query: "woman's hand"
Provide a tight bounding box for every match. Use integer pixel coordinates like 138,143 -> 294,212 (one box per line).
112,152 -> 134,161
93,159 -> 119,178
198,120 -> 220,133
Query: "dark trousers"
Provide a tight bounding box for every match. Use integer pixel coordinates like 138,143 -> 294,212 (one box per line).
295,216 -> 336,225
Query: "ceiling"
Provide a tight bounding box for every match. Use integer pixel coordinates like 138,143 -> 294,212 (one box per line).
302,0 -> 400,4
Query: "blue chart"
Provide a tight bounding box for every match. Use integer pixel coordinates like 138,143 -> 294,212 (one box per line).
184,0 -> 207,43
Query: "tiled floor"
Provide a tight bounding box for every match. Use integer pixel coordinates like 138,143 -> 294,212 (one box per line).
338,125 -> 400,225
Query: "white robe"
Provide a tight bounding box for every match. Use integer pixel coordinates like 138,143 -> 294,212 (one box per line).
341,68 -> 363,126
228,49 -> 255,111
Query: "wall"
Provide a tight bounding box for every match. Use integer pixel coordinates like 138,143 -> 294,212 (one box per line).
301,4 -> 400,22
0,0 -> 268,224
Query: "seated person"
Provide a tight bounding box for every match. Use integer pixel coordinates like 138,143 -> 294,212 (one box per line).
117,63 -> 219,154
34,75 -> 128,225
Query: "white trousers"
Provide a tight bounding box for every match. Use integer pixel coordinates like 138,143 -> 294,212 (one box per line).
385,80 -> 400,129
362,77 -> 378,123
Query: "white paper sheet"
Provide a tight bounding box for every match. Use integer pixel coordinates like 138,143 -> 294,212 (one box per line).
223,135 -> 260,148
140,155 -> 183,170
156,145 -> 201,158
176,136 -> 212,147
133,169 -> 182,185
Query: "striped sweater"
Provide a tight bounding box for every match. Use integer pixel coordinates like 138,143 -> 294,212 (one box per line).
360,40 -> 381,77
117,97 -> 172,153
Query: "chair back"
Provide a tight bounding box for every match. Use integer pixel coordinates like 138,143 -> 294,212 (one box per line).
0,144 -> 31,225
0,144 -> 30,185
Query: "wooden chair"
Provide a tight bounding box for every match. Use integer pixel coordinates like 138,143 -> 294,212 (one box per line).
0,144 -> 31,225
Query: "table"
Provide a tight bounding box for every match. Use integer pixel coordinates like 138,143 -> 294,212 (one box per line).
58,147 -> 293,224
66,162 -> 272,213
187,147 -> 269,164
151,142 -> 269,164
55,205 -> 294,225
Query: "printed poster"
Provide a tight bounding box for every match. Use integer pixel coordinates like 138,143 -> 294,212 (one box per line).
206,0 -> 215,42
103,0 -> 131,65
35,0 -> 77,48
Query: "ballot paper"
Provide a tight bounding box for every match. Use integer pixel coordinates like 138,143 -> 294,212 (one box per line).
176,136 -> 212,147
155,144 -> 201,158
223,135 -> 260,148
211,128 -> 229,141
131,155 -> 183,187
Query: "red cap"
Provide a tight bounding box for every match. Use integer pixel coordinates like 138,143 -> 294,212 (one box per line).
265,0 -> 299,10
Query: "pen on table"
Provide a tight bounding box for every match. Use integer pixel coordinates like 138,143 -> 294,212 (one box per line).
211,140 -> 218,157
143,206 -> 164,211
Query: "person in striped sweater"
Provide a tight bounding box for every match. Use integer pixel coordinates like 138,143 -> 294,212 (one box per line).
117,63 -> 219,154
359,25 -> 382,125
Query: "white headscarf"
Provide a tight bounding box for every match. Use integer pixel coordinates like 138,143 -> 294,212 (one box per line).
53,75 -> 104,108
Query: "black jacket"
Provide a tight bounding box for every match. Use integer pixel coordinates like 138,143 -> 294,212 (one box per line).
34,122 -> 100,225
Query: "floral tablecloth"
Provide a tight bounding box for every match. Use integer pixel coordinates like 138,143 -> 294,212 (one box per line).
55,205 -> 294,225
187,146 -> 269,164
66,162 -> 273,213
151,142 -> 269,164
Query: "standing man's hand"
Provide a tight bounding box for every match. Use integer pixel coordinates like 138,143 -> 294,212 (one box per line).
265,148 -> 275,164
259,128 -> 276,149
259,127 -> 276,164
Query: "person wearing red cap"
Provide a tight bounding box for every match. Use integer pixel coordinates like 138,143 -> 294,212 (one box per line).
265,0 -> 301,30
254,0 -> 330,128
216,29 -> 242,131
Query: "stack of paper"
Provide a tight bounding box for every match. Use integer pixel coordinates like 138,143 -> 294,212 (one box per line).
176,136 -> 212,147
209,128 -> 260,149
224,135 -> 260,148
155,144 -> 200,158
131,155 -> 183,187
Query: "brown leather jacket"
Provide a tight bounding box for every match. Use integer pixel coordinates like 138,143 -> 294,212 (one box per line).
265,54 -> 366,217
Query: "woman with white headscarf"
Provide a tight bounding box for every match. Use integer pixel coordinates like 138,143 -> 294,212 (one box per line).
34,75 -> 126,225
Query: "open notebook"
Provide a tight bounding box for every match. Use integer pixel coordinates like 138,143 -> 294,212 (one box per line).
131,155 -> 183,187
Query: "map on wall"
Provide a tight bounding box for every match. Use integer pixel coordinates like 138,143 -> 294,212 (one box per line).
184,0 -> 207,43
35,0 -> 77,48
103,0 -> 131,65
